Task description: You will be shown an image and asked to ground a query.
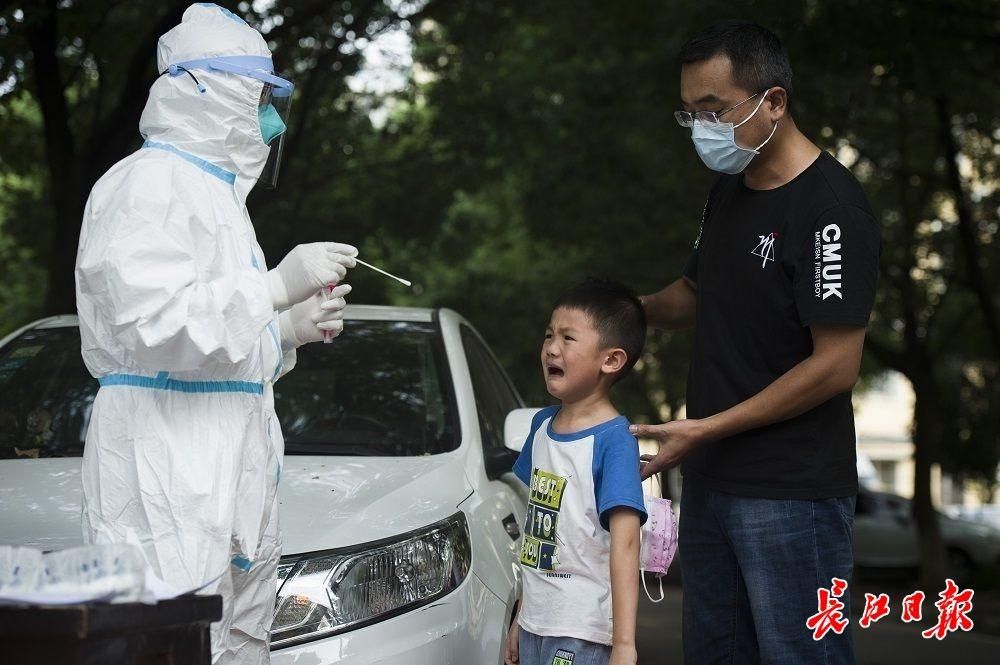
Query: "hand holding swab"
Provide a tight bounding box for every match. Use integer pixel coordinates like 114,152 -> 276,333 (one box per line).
322,257 -> 411,343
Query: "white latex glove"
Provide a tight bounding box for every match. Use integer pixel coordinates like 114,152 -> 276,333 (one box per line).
278,284 -> 352,349
266,242 -> 358,310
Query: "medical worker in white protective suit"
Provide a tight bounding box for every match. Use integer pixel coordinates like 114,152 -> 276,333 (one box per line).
75,4 -> 353,663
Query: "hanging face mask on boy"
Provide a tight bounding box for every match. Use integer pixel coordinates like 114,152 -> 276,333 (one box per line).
691,91 -> 778,174
640,493 -> 678,603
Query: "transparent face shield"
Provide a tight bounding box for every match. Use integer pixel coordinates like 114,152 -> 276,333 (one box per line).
164,56 -> 295,187
256,80 -> 293,188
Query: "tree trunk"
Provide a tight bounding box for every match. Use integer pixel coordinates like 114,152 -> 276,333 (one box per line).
28,1 -> 186,316
41,187 -> 88,316
910,374 -> 948,589
25,0 -> 83,316
935,96 -> 1000,361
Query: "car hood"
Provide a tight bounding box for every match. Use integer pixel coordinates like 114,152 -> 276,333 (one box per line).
0,458 -> 84,551
0,454 -> 473,555
277,453 -> 473,555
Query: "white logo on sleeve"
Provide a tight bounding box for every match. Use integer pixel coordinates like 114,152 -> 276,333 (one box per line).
813,223 -> 844,300
693,200 -> 708,249
750,232 -> 778,268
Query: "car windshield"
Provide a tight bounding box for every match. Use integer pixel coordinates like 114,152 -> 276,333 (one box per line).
275,320 -> 459,456
0,320 -> 459,459
0,326 -> 95,459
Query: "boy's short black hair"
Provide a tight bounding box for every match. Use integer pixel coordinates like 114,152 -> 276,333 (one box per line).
553,278 -> 646,382
679,20 -> 794,104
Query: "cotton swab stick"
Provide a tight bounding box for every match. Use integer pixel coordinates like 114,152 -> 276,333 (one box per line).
354,258 -> 412,287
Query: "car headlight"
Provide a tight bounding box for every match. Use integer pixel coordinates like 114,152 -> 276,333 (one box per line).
272,511 -> 472,649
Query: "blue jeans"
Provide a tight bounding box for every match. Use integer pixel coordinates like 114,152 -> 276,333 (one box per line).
518,628 -> 611,665
679,480 -> 856,664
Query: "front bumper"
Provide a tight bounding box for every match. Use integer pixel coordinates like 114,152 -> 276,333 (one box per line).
271,573 -> 507,665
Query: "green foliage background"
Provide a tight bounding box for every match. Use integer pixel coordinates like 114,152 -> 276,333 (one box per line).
1,1 -> 997,501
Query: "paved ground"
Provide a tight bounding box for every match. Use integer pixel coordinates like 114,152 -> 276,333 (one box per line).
635,579 -> 1000,664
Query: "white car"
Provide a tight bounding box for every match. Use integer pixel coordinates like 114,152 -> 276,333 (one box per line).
0,308 -> 541,663
944,504 -> 1000,533
854,489 -> 1000,583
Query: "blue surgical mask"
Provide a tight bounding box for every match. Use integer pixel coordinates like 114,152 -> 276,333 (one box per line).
258,103 -> 286,145
691,93 -> 777,174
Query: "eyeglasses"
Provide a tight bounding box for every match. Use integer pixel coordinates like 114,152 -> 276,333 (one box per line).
674,90 -> 768,127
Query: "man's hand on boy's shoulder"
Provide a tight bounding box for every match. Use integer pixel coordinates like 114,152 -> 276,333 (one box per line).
631,418 -> 708,480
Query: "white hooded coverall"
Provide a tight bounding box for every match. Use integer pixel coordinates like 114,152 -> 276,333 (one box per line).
76,5 -> 293,663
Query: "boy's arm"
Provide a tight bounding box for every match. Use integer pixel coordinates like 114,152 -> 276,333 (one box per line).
504,602 -> 520,665
609,507 -> 641,662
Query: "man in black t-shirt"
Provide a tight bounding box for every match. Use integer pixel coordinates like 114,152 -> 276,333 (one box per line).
630,21 -> 879,664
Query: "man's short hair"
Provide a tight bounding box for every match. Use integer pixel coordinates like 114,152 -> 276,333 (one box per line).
679,20 -> 793,103
553,278 -> 647,381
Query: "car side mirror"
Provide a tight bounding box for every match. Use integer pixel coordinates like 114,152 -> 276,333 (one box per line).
486,408 -> 543,481
485,447 -> 521,481
503,408 -> 542,452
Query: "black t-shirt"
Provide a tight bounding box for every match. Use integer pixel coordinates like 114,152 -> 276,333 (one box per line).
681,151 -> 881,500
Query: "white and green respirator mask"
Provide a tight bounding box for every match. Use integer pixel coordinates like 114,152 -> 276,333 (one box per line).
164,55 -> 294,187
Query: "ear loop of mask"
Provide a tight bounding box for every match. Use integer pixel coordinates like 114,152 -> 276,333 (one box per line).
643,566 -> 666,603
732,91 -> 779,152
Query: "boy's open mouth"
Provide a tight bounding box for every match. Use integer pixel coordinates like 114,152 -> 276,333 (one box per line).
546,364 -> 565,378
